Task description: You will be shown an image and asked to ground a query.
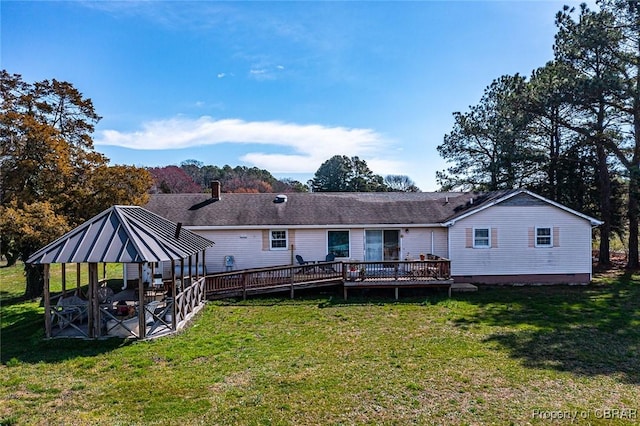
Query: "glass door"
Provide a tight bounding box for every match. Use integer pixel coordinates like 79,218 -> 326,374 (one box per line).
365,230 -> 383,261
383,230 -> 400,260
365,230 -> 400,261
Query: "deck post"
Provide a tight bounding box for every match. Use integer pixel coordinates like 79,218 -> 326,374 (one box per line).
395,287 -> 398,300
43,264 -> 51,338
290,266 -> 294,299
242,272 -> 247,300
343,286 -> 348,301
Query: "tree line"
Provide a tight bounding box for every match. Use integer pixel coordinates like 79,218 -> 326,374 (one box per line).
149,156 -> 419,194
437,0 -> 639,268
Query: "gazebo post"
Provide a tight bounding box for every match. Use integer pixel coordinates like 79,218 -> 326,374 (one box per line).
76,263 -> 81,295
44,264 -> 51,338
195,252 -> 200,280
171,259 -> 177,331
138,263 -> 146,339
180,258 -> 185,324
88,262 -> 99,338
61,263 -> 67,297
201,249 -> 206,302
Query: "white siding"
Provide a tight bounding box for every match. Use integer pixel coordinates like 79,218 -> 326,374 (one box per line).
200,229 -> 291,272
449,205 -> 593,276
400,228 -> 448,260
190,226 -> 451,273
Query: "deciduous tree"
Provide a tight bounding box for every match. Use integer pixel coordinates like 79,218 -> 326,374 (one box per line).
384,175 -> 420,192
0,71 -> 152,296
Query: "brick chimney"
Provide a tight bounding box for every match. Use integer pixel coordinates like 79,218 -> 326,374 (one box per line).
211,180 -> 221,200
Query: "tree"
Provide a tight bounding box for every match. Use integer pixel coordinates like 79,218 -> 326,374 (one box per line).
0,202 -> 69,298
179,160 -> 308,193
384,175 -> 420,192
0,71 -> 153,297
272,178 -> 309,193
309,155 -> 387,192
148,166 -> 201,194
437,75 -> 539,191
551,4 -> 625,265
598,0 -> 640,268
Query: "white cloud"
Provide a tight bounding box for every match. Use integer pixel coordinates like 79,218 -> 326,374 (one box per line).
95,116 -> 403,174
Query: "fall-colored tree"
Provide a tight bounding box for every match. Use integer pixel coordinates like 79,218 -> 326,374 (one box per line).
0,71 -> 152,297
180,160 -> 308,193
0,202 -> 70,298
148,166 -> 201,194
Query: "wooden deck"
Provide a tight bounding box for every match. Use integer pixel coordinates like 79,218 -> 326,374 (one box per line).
205,259 -> 454,300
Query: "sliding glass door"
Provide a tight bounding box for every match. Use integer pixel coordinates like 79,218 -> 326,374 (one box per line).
365,230 -> 400,261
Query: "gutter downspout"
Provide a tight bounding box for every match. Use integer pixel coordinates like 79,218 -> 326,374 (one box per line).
431,231 -> 434,255
122,264 -> 128,290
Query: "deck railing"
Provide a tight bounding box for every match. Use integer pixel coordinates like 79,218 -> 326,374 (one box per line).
343,260 -> 451,282
205,261 -> 343,298
174,275 -> 206,325
205,259 -> 451,298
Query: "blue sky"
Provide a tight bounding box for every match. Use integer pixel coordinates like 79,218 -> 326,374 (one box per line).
2,1 -> 593,190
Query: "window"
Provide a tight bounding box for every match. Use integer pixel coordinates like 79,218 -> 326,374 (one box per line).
473,228 -> 490,248
328,230 -> 350,258
536,227 -> 552,247
270,230 -> 288,250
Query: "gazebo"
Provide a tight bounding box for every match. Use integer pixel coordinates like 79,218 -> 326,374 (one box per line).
27,205 -> 214,339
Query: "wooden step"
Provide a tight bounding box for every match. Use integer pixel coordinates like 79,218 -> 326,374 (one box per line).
450,283 -> 478,293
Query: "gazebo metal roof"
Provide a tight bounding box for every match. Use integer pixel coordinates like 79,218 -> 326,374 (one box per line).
27,205 -> 214,265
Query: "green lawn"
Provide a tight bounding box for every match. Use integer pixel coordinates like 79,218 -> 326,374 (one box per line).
1,262 -> 639,425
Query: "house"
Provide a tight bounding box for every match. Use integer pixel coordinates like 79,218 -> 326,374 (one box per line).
144,185 -> 603,285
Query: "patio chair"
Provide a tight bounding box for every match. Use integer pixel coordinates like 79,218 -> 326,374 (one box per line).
295,255 -> 315,273
52,295 -> 88,328
320,253 -> 337,272
97,286 -> 114,305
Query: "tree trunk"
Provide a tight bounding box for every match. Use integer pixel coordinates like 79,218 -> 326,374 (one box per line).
24,263 -> 45,299
627,169 -> 639,269
596,144 -> 612,266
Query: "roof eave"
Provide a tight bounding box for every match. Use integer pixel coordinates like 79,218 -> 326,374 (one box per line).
443,189 -> 604,226
185,223 -> 448,231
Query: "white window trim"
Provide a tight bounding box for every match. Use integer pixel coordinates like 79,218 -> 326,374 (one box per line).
269,229 -> 288,251
535,226 -> 553,248
473,227 -> 491,249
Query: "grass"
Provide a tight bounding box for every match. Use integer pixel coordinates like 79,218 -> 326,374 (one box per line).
1,262 -> 639,425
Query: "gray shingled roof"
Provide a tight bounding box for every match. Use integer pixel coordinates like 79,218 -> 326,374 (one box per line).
144,191 -> 486,227
27,206 -> 214,265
